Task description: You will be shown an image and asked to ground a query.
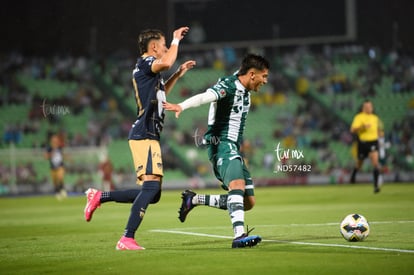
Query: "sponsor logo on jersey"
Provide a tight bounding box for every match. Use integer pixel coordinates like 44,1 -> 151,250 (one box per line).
219,89 -> 226,98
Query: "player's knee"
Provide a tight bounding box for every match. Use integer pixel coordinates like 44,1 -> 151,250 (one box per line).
142,180 -> 162,204
150,190 -> 161,204
228,179 -> 245,190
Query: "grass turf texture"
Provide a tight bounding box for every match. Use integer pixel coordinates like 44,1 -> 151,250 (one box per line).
1,183 -> 413,274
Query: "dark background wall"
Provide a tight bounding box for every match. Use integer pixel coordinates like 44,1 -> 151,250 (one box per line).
1,0 -> 413,56
1,0 -> 168,56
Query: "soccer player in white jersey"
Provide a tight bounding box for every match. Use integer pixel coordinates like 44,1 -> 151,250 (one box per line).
163,54 -> 270,248
83,27 -> 195,250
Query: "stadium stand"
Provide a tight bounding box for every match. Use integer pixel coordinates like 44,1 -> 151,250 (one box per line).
1,45 -> 413,194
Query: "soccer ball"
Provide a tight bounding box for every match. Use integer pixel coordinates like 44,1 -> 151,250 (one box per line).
340,214 -> 370,242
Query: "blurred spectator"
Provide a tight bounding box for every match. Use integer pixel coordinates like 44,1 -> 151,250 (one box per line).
44,134 -> 67,200
98,153 -> 114,191
3,125 -> 22,144
1,45 -> 413,179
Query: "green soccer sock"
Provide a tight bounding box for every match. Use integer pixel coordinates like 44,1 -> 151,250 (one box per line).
227,189 -> 245,238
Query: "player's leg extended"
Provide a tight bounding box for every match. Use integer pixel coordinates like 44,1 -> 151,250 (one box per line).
84,188 -> 142,222
85,138 -> 154,222
86,188 -> 151,226
189,192 -> 255,210
179,150 -> 256,222
178,147 -> 228,222
178,190 -> 228,222
179,189 -> 255,223
201,160 -> 255,211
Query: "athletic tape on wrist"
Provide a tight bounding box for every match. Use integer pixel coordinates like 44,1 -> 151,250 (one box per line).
171,38 -> 180,46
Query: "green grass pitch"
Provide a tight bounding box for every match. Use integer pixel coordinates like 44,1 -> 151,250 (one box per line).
1,183 -> 413,274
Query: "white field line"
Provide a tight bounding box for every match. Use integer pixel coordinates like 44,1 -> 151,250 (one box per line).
151,229 -> 233,239
151,220 -> 414,254
152,220 -> 414,232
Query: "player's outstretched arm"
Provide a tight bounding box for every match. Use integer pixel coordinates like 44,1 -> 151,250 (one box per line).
163,90 -> 217,118
165,60 -> 196,94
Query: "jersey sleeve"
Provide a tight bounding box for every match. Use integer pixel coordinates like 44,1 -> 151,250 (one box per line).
140,56 -> 156,75
178,90 -> 217,111
350,113 -> 362,130
208,78 -> 230,100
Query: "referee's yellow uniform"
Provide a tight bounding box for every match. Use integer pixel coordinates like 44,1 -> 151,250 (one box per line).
350,108 -> 382,193
351,112 -> 380,142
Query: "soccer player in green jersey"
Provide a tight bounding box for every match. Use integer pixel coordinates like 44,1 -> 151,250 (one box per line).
163,54 -> 270,248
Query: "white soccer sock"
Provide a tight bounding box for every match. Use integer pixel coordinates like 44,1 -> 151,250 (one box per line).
227,192 -> 245,238
192,194 -> 205,205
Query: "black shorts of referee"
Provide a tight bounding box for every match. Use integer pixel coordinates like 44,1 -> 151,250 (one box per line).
357,140 -> 378,160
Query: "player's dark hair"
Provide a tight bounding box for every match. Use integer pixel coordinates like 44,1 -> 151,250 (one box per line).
237,53 -> 270,76
138,29 -> 165,55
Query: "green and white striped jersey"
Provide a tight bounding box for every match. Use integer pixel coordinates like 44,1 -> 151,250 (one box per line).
203,74 -> 251,147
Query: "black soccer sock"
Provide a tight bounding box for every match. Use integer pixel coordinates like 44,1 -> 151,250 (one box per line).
124,181 -> 161,239
55,183 -> 64,193
373,168 -> 380,187
350,168 -> 358,183
100,189 -> 141,203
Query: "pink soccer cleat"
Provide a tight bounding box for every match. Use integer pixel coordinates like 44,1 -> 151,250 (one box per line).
84,188 -> 102,222
116,236 -> 145,250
